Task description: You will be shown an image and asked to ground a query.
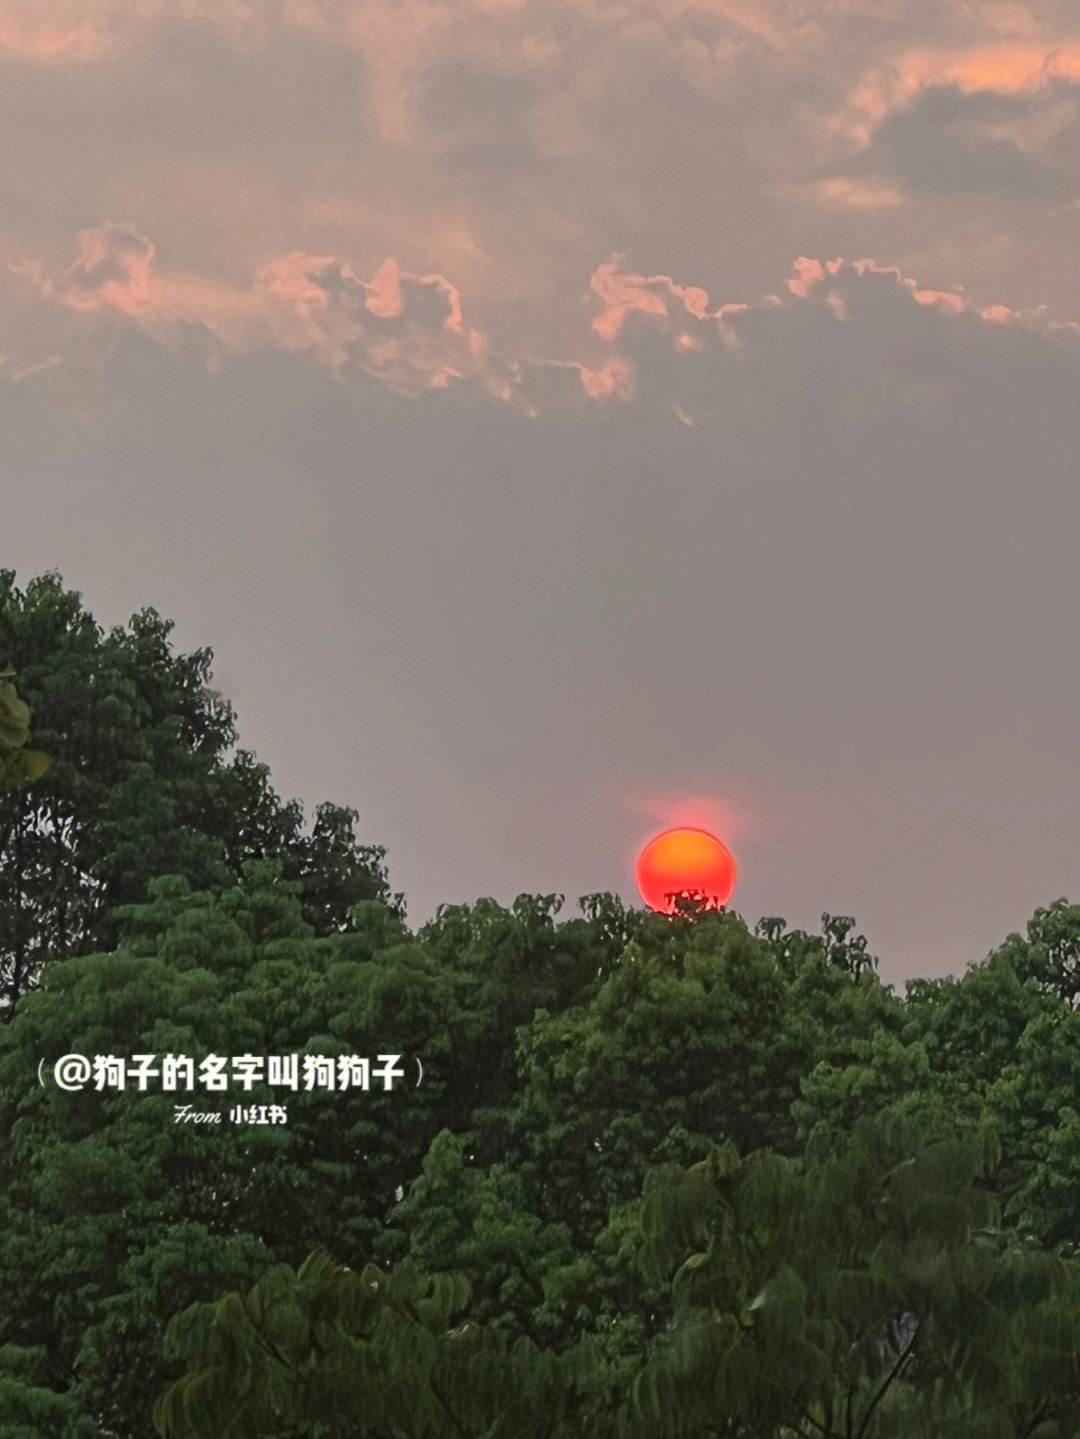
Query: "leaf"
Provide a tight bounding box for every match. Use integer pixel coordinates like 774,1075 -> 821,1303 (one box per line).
20,749 -> 51,780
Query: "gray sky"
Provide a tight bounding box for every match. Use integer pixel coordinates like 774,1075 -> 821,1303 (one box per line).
5,0 -> 1080,985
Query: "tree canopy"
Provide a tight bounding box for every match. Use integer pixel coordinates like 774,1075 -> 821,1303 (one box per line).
0,570 -> 392,1014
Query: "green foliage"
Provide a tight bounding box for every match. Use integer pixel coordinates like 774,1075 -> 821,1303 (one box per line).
986,1008 -> 1080,1244
0,570 -> 392,1012
635,1113 -> 1080,1436
904,947 -> 1057,1095
0,1345 -> 96,1438
0,670 -> 50,790
0,867 -> 395,1433
153,1112 -> 1080,1439
9,837 -> 1080,1436
154,1250 -> 611,1439
10,576 -> 1080,1437
995,900 -> 1080,1009
0,869 -> 627,1434
391,905 -> 905,1374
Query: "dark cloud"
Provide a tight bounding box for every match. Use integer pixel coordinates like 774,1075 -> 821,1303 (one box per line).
50,222 -> 156,315
869,83 -> 1069,198
0,19 -> 369,247
413,58 -> 545,180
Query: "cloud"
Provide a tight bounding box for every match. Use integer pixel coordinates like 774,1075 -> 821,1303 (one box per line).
833,37 -> 1080,163
0,2 -> 309,65
4,354 -> 62,383
53,223 -> 156,315
589,259 -> 713,341
801,176 -> 905,211
18,227 -> 1080,424
0,16 -> 370,262
9,0 -> 1080,359
0,15 -> 109,63
254,251 -> 486,393
414,57 -> 545,179
862,80 -> 1074,198
15,226 -> 643,407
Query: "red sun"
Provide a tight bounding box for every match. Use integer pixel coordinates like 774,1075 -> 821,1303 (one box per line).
635,827 -> 737,913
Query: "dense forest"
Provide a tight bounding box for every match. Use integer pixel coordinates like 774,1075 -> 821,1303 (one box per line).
3,569 -> 1080,1437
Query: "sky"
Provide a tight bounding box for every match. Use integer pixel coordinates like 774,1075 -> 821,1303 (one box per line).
4,0 -> 1080,985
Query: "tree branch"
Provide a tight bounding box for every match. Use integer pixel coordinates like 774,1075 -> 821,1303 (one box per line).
854,1320 -> 918,1439
1019,1401 -> 1050,1439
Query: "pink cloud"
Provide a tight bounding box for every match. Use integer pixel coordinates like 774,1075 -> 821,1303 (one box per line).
589,258 -> 717,340
21,229 -> 1080,416
786,256 -> 970,312
786,256 -> 825,298
805,177 -> 904,211
579,355 -> 633,398
837,40 -> 1080,144
0,0 -> 154,64
18,224 -> 262,350
912,288 -> 968,315
254,250 -> 483,392
26,226 -> 649,407
0,1 -> 266,65
55,224 -> 156,316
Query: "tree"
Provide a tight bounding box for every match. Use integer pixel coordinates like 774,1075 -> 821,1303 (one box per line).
0,1344 -> 97,1439
155,1111 -> 1080,1438
0,570 -> 391,1013
153,1250 -> 611,1439
394,906 -> 901,1369
634,1111 -> 1080,1436
986,1007 -> 1080,1248
2,869 -> 588,1435
0,670 -> 50,790
794,937 -> 1080,1248
903,946 -> 1057,1098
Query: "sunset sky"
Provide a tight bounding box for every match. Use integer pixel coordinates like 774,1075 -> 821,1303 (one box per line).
6,0 -> 1080,982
